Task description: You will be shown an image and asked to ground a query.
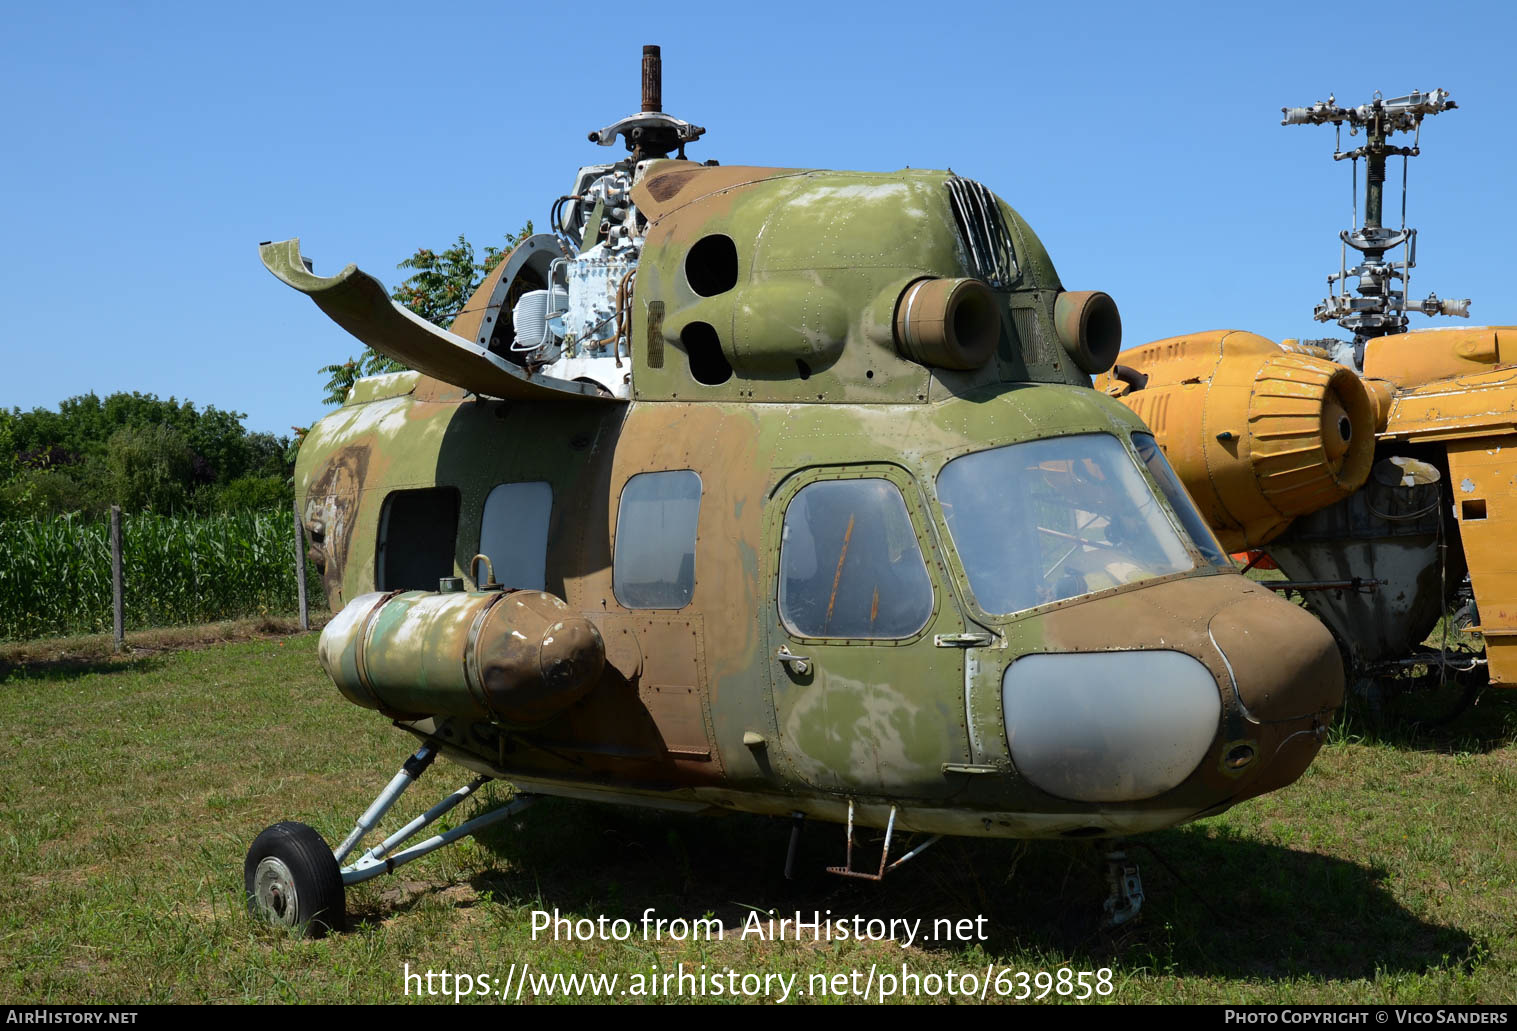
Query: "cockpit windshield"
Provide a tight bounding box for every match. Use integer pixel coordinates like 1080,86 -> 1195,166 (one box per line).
936,433 -> 1198,616
1131,432 -> 1233,568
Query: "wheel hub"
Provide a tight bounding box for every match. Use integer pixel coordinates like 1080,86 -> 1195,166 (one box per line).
253,857 -> 299,926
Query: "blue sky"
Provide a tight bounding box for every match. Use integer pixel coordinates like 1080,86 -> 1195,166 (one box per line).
2,1 -> 1511,436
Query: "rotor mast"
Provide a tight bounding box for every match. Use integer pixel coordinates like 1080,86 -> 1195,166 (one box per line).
1282,89 -> 1469,361
586,44 -> 706,162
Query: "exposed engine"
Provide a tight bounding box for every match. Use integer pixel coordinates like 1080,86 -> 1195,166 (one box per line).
498,163 -> 648,398
476,47 -> 705,399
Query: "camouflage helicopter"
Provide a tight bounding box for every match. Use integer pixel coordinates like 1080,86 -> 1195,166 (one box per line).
246,47 -> 1344,936
1099,89 -> 1513,716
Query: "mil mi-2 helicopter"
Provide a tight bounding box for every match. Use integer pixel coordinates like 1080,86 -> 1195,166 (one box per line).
246,47 -> 1344,936
1099,89 -> 1514,715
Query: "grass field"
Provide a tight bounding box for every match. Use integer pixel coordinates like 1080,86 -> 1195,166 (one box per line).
2,632 -> 1515,1005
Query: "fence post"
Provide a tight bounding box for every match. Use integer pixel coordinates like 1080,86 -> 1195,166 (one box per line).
292,498 -> 309,631
110,504 -> 124,651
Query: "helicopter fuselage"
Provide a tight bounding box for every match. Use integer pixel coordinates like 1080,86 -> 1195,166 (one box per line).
297,368 -> 1340,839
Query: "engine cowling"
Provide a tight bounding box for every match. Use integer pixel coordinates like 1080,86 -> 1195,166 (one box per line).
1095,330 -> 1375,551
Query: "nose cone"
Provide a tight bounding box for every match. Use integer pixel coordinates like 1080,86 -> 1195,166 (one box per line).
1032,573 -> 1345,816
1209,594 -> 1345,722
1208,593 -> 1344,801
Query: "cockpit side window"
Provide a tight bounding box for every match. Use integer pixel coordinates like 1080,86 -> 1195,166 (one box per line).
479,481 -> 553,590
376,486 -> 460,591
779,478 -> 934,639
613,470 -> 701,609
1131,433 -> 1233,568
937,434 -> 1193,616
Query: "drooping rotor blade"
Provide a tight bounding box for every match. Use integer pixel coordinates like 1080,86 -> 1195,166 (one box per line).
260,238 -> 618,403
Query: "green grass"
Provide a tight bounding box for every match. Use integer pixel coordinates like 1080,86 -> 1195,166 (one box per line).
2,635 -> 1515,1004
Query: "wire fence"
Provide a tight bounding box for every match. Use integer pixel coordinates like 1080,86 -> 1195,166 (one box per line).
0,505 -> 319,642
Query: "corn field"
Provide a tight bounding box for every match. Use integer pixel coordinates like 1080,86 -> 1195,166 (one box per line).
0,509 -> 322,641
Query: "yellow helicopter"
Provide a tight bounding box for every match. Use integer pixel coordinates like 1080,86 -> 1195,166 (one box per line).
1100,89 -> 1510,717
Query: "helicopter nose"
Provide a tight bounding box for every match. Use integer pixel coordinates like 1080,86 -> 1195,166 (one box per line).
1207,593 -> 1344,798
1019,575 -> 1345,814
1209,594 -> 1344,721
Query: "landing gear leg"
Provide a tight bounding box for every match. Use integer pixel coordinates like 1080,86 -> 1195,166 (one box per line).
244,742 -> 536,936
1101,847 -> 1144,927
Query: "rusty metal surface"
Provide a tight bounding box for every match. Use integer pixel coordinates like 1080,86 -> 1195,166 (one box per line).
1264,452 -> 1458,670
1053,290 -> 1122,374
894,278 -> 999,370
1444,436 -> 1517,683
1382,366 -> 1517,442
628,163 -> 808,221
300,440 -> 371,604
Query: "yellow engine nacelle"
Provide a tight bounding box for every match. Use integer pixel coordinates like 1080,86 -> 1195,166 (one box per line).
1095,330 -> 1376,551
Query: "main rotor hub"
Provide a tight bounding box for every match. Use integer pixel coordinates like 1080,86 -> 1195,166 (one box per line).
1283,89 -> 1469,361
586,44 -> 706,161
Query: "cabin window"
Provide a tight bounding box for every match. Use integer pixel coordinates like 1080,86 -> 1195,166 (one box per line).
936,434 -> 1193,616
613,470 -> 702,609
478,481 -> 552,590
779,479 -> 933,639
1131,433 -> 1232,567
376,486 -> 460,591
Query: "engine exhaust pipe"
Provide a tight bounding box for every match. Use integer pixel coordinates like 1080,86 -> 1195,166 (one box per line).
894,277 -> 1000,370
1055,291 -> 1122,375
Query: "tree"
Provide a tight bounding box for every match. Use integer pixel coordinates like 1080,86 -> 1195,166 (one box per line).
106,424 -> 193,514
0,392 -> 295,518
213,474 -> 293,512
5,392 -> 278,484
318,223 -> 534,406
0,412 -> 16,483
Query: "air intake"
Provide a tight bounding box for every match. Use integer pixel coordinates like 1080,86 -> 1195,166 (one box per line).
945,176 -> 1018,289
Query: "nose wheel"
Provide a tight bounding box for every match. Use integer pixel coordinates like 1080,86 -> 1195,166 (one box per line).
1101,847 -> 1144,927
244,821 -> 346,937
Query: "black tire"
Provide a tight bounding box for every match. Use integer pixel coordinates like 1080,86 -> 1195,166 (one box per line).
244,821 -> 346,937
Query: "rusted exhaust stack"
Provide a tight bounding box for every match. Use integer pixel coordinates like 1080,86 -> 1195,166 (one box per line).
894,277 -> 999,370
643,45 -> 661,113
1054,291 -> 1122,375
